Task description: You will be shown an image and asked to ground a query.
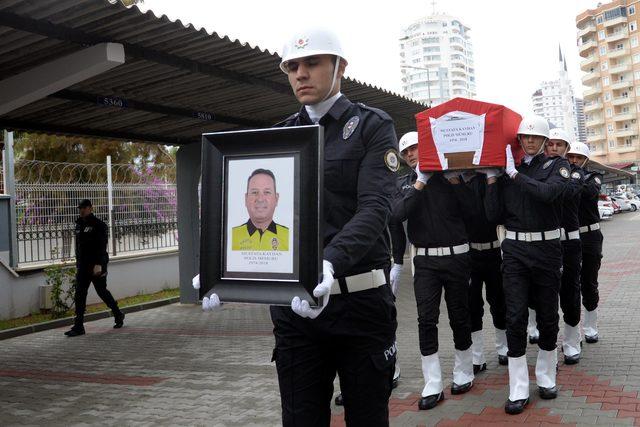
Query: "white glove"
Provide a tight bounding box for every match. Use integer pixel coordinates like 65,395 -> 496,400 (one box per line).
444,171 -> 459,180
415,164 -> 432,185
390,263 -> 403,295
505,145 -> 518,178
291,260 -> 334,319
478,168 -> 500,178
202,293 -> 221,311
192,274 -> 200,289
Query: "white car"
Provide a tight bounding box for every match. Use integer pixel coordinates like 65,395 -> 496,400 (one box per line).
611,195 -> 635,212
625,195 -> 640,212
598,199 -> 614,219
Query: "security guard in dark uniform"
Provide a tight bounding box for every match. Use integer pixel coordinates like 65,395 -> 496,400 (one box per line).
485,115 -> 569,414
269,29 -> 399,426
544,128 -> 584,364
65,199 -> 124,337
462,170 -> 508,372
566,141 -> 603,344
392,163 -> 476,411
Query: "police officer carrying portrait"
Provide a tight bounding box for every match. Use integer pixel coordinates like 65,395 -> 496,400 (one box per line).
566,141 -> 603,344
269,28 -> 399,426
391,161 -> 476,410
544,128 -> 584,364
461,169 -> 509,372
65,199 -> 124,337
485,115 -> 570,414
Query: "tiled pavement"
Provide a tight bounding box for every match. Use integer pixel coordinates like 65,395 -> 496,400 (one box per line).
1,213 -> 640,426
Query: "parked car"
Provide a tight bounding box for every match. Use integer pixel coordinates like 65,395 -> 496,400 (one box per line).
598,194 -> 614,219
612,200 -> 621,214
616,194 -> 640,212
611,196 -> 633,212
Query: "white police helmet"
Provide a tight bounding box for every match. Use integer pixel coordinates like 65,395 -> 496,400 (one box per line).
280,28 -> 347,74
399,131 -> 419,153
517,115 -> 550,139
567,141 -> 591,160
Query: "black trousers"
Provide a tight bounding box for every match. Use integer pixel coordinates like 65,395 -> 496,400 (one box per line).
270,285 -> 397,427
581,230 -> 603,311
501,239 -> 561,357
560,239 -> 582,326
74,266 -> 120,329
413,253 -> 472,356
469,248 -> 506,332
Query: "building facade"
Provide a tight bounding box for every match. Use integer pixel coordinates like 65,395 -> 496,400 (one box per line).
577,0 -> 640,164
531,47 -> 585,144
575,98 -> 588,143
399,13 -> 476,107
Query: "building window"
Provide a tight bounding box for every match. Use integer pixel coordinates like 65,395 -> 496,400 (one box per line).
631,21 -> 638,32
603,76 -> 610,86
636,86 -> 640,95
633,37 -> 639,47
608,124 -> 614,132
598,29 -> 606,40
609,140 -> 615,148
597,15 -> 604,24
605,92 -> 612,101
600,45 -> 607,55
601,61 -> 608,70
634,54 -> 640,63
631,5 -> 637,15
607,108 -> 613,117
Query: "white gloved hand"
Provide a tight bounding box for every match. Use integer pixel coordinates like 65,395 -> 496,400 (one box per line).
390,263 -> 403,295
291,260 -> 334,319
505,145 -> 518,178
415,164 -> 432,185
478,168 -> 500,178
192,274 -> 200,289
202,293 -> 221,311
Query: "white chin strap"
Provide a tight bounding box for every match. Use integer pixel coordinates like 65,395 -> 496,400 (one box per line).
321,55 -> 341,102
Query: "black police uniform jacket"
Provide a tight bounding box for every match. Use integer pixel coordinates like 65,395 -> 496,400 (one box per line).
560,164 -> 586,233
485,154 -> 570,232
388,170 -> 416,265
465,173 -> 499,244
75,214 -> 109,273
578,169 -> 603,228
275,95 -> 398,278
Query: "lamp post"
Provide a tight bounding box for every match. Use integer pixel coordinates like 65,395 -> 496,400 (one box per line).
400,64 -> 433,106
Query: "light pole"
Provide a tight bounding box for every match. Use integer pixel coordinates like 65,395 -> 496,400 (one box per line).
400,64 -> 433,106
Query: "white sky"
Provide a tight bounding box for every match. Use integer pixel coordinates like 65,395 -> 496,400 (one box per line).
139,0 -> 601,114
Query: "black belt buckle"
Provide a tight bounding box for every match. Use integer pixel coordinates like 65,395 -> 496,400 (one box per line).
338,278 -> 349,295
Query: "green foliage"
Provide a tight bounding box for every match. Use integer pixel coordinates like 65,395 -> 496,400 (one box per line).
44,264 -> 77,319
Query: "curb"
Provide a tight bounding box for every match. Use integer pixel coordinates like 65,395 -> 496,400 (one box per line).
0,296 -> 180,341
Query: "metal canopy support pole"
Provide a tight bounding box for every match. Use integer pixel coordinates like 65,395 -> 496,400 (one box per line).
4,130 -> 17,267
106,155 -> 115,256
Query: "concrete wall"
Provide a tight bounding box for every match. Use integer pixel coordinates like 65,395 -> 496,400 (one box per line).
0,252 -> 179,320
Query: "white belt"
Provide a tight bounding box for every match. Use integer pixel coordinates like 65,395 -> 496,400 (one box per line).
579,223 -> 600,234
505,229 -> 560,242
416,243 -> 470,257
470,240 -> 500,251
560,228 -> 580,241
330,269 -> 387,295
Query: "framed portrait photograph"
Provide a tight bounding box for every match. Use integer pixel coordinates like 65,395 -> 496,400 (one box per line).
200,125 -> 323,305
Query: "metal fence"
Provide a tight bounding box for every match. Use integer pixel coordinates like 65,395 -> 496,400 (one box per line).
14,159 -> 177,265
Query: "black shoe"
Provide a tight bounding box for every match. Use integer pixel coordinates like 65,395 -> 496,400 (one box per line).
114,312 -> 125,329
538,385 -> 558,399
585,334 -> 599,344
528,335 -> 539,345
505,397 -> 529,414
451,381 -> 473,395
564,353 -> 580,365
473,363 -> 487,374
418,391 -> 444,410
334,393 -> 343,406
498,355 -> 508,366
64,328 -> 85,337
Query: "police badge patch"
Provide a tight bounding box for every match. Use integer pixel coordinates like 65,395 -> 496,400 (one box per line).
271,237 -> 279,250
595,176 -> 602,185
343,116 -> 360,140
543,159 -> 554,169
571,171 -> 581,179
384,149 -> 400,172
559,167 -> 570,178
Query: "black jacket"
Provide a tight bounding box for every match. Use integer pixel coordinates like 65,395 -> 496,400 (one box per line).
75,214 -> 109,271
388,171 -> 416,264
464,173 -> 499,244
579,169 -> 603,226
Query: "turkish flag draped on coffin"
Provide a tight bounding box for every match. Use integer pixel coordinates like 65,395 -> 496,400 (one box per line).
415,97 -> 524,171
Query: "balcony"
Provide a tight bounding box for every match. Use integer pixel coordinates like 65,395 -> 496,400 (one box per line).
586,116 -> 605,127
583,86 -> 602,98
587,133 -> 606,142
611,80 -> 633,90
606,29 -> 629,42
613,112 -> 636,121
578,23 -> 597,38
579,39 -> 598,56
613,95 -> 635,105
584,102 -> 603,112
615,127 -> 638,137
609,63 -> 631,74
580,55 -> 599,70
608,46 -> 630,58
604,16 -> 628,27
582,70 -> 601,84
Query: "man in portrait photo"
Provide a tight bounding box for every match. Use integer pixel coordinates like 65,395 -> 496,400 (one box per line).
232,168 -> 289,251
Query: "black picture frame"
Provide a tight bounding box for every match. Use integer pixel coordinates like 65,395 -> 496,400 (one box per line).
200,125 -> 323,306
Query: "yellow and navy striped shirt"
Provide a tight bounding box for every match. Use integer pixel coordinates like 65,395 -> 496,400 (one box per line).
231,220 -> 289,251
